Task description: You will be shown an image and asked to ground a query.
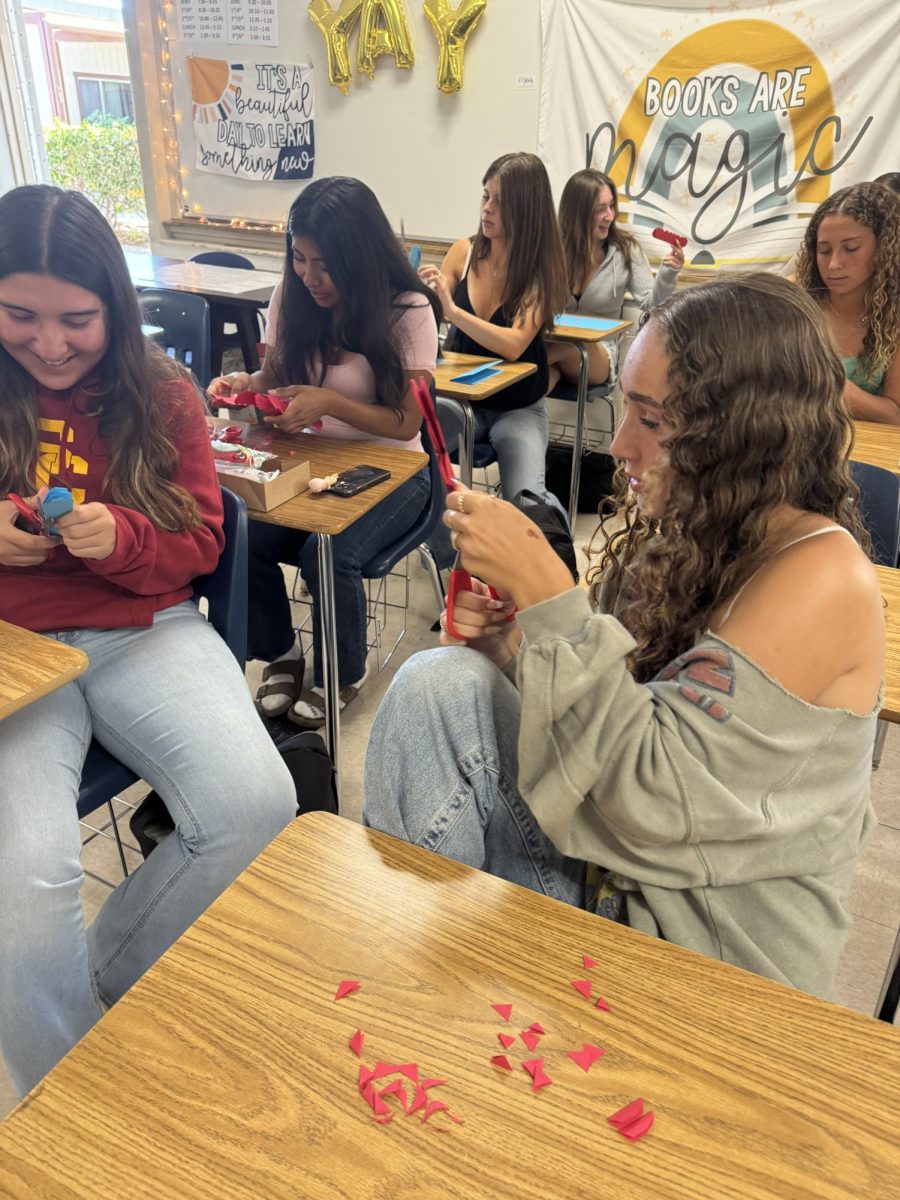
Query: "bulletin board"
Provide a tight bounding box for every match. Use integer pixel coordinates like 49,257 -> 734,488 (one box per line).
160,0 -> 544,240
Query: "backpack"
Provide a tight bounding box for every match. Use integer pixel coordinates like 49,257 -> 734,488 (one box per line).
545,447 -> 617,515
511,488 -> 579,582
129,724 -> 338,859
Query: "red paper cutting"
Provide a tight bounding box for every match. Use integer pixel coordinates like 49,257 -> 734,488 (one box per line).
582,955 -> 599,969
571,979 -> 592,999
379,1080 -> 409,1112
566,1043 -> 606,1072
397,1064 -> 419,1082
522,1058 -> 543,1078
652,226 -> 688,248
348,1029 -> 364,1057
407,1086 -> 429,1115
530,1065 -> 552,1091
371,1062 -> 415,1081
421,1100 -> 449,1123
359,1065 -> 375,1090
420,1078 -> 446,1090
527,1022 -> 546,1035
595,997 -> 611,1012
334,979 -> 360,1001
490,1055 -> 513,1070
498,1032 -> 516,1050
520,1030 -> 542,1052
608,1098 -> 646,1129
491,1003 -> 513,1022
619,1111 -> 654,1141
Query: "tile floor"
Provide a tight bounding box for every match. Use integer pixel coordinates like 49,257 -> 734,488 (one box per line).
2,508 -> 898,1118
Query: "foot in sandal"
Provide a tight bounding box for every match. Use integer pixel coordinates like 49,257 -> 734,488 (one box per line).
255,644 -> 306,717
289,667 -> 369,729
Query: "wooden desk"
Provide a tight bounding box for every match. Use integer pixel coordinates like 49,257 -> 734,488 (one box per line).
433,352 -> 538,488
0,620 -> 87,720
3,813 -> 898,1199
876,564 -> 900,722
851,421 -> 900,475
548,318 -> 631,528
239,425 -> 428,795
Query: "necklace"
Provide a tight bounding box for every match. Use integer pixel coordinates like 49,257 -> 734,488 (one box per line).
825,297 -> 867,327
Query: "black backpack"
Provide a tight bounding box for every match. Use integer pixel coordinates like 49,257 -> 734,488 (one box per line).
511,488 -> 579,582
129,724 -> 338,859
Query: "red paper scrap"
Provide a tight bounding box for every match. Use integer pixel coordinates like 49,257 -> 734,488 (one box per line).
373,1114 -> 393,1125
358,1065 -> 375,1090
571,979 -> 592,999
334,979 -> 360,1001
527,1022 -> 546,1035
421,1100 -> 449,1123
619,1111 -> 654,1141
522,1057 -> 543,1079
448,1112 -> 465,1125
348,1029 -> 364,1057
498,1032 -> 516,1050
380,1080 -> 409,1112
529,1064 -> 552,1091
608,1098 -> 646,1130
490,1055 -> 513,1070
595,997 -> 611,1012
491,1003 -> 513,1022
372,1062 -> 417,1081
420,1078 -> 446,1090
407,1085 -> 429,1115
566,1043 -> 606,1072
520,1030 -> 542,1052
397,1064 -> 419,1082
582,955 -> 599,969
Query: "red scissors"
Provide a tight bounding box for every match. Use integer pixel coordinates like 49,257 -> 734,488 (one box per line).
7,492 -> 46,534
411,377 -> 515,640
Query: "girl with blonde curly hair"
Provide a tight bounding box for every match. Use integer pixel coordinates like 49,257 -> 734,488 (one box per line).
365,274 -> 883,1001
796,181 -> 900,424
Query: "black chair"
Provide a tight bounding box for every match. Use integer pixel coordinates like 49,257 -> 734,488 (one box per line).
849,460 -> 900,568
76,487 -> 248,876
189,251 -> 266,377
139,289 -> 212,388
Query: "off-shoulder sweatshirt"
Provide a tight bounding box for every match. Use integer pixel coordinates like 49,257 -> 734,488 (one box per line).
509,587 -> 877,999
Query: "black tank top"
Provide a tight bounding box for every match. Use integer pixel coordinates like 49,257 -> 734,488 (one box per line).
445,259 -> 548,413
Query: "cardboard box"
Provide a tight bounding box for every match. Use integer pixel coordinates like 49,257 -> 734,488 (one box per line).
207,417 -> 309,511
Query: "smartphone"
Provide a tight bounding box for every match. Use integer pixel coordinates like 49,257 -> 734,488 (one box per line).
329,465 -> 391,497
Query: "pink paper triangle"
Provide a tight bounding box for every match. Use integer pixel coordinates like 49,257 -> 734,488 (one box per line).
582,955 -> 599,969
358,1065 -> 375,1090
420,1078 -> 446,1090
619,1111 -> 655,1141
531,1065 -> 552,1090
527,1022 -> 546,1035
566,1043 -> 606,1072
571,979 -> 592,999
348,1029 -> 364,1057
522,1057 -> 544,1079
608,1098 -> 645,1129
334,979 -> 360,1001
498,1032 -> 516,1049
397,1063 -> 419,1082
407,1085 -> 429,1115
421,1100 -> 449,1123
520,1030 -> 542,1051
490,1055 -> 513,1070
491,1003 -> 513,1022
595,996 -> 610,1012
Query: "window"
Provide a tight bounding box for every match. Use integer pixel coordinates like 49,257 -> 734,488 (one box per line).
76,76 -> 133,122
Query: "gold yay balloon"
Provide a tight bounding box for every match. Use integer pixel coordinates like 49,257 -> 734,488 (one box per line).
424,0 -> 488,95
308,0 -> 363,95
308,0 -> 415,92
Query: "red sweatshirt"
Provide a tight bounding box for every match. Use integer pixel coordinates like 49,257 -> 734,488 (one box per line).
0,375 -> 224,632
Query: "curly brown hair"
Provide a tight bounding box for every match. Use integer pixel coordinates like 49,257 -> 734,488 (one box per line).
587,273 -> 867,683
796,182 -> 900,384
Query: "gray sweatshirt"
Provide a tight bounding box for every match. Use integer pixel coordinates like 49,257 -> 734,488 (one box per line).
569,242 -> 678,320
510,588 -> 877,1000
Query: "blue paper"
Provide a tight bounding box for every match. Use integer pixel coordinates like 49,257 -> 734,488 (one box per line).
450,365 -> 502,385
553,314 -> 623,332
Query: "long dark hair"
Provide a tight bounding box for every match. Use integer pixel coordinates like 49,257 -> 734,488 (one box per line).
0,185 -> 199,529
268,176 -> 441,417
470,152 -> 567,333
558,168 -> 638,293
588,274 -> 866,682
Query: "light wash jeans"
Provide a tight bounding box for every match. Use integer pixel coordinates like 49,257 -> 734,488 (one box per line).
363,646 -> 586,903
0,601 -> 296,1097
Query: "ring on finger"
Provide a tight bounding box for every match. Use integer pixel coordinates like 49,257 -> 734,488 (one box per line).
455,492 -> 467,514
450,529 -> 460,551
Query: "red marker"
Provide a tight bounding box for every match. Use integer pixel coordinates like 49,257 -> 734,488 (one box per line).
652,227 -> 688,248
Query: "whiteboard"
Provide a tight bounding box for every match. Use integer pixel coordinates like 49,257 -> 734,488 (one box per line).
168,0 -> 543,240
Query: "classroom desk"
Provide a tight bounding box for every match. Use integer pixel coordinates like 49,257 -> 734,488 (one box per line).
876,564 -> 900,723
548,318 -> 631,528
0,619 -> 87,720
434,351 -> 537,487
125,250 -> 281,372
851,420 -> 900,475
3,812 -> 899,1199
238,426 -> 428,797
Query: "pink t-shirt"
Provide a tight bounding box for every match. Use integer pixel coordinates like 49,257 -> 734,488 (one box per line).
265,283 -> 436,451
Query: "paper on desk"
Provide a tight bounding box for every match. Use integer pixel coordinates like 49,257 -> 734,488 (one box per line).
554,314 -> 624,331
449,360 -> 503,384
491,1003 -> 513,1021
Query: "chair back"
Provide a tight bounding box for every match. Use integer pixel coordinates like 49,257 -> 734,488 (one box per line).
77,485 -> 248,819
139,288 -> 212,387
361,425 -> 443,579
849,460 -> 900,567
189,251 -> 255,271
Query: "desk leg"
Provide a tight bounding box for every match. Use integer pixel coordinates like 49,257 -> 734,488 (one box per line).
316,532 -> 341,806
568,343 -> 589,530
237,309 -> 261,373
460,400 -> 475,488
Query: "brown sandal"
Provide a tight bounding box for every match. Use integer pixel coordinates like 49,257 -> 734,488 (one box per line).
254,656 -> 305,717
287,683 -> 361,729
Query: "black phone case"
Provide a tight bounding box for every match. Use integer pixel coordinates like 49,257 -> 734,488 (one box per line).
330,465 -> 391,497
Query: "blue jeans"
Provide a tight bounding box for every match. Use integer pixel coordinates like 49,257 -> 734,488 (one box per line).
247,467 -> 431,686
0,601 -> 296,1097
363,646 -> 586,903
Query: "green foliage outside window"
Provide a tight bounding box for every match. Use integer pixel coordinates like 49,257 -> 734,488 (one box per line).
45,116 -> 145,229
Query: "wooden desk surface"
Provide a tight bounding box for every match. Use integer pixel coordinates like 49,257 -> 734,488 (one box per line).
0,620 -> 87,720
550,317 -> 631,343
4,813 -> 898,1199
876,564 -> 900,722
126,250 -> 280,305
235,425 -> 428,535
434,350 -> 537,402
851,421 -> 900,475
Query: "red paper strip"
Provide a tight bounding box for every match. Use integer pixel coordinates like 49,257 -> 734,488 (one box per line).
334,979 -> 360,1001
582,955 -> 599,969
595,997 -> 611,1012
421,1100 -> 449,1123
491,1003 -> 513,1022
348,1029 -> 364,1057
608,1098 -> 645,1129
652,226 -> 688,248
420,1078 -> 446,1090
566,1043 -> 606,1072
520,1030 -> 542,1052
498,1032 -> 516,1050
490,1055 -> 513,1070
407,1086 -> 429,1115
619,1111 -> 655,1141
571,979 -> 592,999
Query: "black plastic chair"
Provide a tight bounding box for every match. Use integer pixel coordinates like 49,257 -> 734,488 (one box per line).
76,487 -> 248,874
848,460 -> 900,568
139,289 -> 212,388
189,251 -> 266,377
